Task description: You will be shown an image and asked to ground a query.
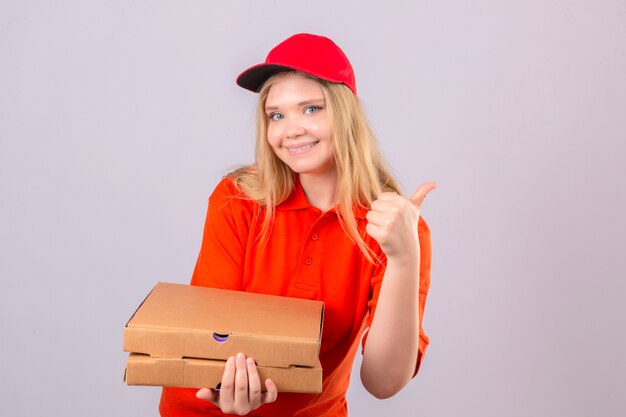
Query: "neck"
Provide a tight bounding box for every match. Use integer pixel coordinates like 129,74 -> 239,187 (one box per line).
299,170 -> 338,212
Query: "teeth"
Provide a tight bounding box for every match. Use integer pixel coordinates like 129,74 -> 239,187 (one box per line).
288,142 -> 318,153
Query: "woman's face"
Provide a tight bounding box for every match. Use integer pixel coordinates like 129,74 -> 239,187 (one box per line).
265,73 -> 335,178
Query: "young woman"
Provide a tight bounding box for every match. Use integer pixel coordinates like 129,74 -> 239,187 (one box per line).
159,33 -> 436,417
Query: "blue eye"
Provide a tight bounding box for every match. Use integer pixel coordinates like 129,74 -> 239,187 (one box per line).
269,113 -> 284,121
304,106 -> 321,114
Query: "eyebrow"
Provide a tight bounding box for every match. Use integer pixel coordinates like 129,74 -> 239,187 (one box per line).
265,98 -> 325,112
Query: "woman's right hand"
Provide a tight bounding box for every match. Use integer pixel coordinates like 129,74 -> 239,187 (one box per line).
196,352 -> 278,415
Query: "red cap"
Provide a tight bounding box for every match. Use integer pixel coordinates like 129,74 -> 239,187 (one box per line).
236,33 -> 357,94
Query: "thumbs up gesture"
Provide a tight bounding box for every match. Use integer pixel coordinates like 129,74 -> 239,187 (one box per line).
365,182 -> 437,258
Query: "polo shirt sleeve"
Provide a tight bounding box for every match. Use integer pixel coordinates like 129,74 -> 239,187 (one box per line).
361,216 -> 432,377
190,177 -> 254,290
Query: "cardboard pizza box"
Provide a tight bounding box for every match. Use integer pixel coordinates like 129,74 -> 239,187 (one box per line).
123,282 -> 324,368
124,353 -> 322,394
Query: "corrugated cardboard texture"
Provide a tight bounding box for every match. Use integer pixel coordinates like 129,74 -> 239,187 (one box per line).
124,282 -> 324,367
125,353 -> 322,394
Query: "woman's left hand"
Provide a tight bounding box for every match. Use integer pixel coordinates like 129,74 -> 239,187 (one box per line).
365,182 -> 437,259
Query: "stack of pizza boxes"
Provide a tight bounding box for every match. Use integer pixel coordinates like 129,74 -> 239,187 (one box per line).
123,282 -> 324,393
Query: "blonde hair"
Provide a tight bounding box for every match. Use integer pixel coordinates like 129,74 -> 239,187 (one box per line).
230,71 -> 400,262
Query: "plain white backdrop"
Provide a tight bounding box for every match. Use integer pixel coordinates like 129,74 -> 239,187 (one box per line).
1,1 -> 625,416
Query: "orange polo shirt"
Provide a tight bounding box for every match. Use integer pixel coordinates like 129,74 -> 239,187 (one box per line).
159,176 -> 431,417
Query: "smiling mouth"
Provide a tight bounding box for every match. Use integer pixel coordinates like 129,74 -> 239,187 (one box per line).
286,141 -> 320,154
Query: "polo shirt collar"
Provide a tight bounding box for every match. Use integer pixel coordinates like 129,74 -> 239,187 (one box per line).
277,175 -> 368,219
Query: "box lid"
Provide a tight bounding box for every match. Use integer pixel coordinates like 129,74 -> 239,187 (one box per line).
124,282 -> 324,368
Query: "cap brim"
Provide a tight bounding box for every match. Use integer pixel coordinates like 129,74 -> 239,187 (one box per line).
236,64 -> 297,93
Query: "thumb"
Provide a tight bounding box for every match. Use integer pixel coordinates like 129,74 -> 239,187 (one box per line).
409,181 -> 437,209
196,388 -> 219,403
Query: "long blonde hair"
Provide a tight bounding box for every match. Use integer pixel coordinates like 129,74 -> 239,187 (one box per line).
230,71 -> 400,262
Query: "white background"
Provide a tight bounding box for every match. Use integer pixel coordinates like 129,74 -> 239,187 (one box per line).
1,1 -> 625,416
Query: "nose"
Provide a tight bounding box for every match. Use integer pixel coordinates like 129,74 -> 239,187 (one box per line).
284,118 -> 305,139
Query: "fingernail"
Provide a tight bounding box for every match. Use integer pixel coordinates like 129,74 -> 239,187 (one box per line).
236,352 -> 244,360
227,356 -> 234,364
246,357 -> 254,365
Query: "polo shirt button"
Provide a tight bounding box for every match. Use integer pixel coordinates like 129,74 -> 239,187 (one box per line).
311,234 -> 318,241
305,258 -> 312,265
